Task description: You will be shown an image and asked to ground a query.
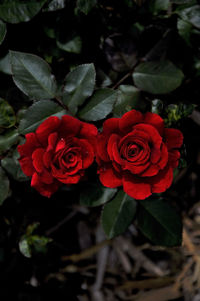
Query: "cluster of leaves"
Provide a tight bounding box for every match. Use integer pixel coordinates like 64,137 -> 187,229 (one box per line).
0,0 -> 199,259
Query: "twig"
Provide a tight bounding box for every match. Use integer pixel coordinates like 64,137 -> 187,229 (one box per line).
61,239 -> 111,262
55,96 -> 70,113
92,227 -> 109,291
46,210 -> 77,236
117,237 -> 166,277
116,276 -> 175,291
111,29 -> 172,90
110,60 -> 139,91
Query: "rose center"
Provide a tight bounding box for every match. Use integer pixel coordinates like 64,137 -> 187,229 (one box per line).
127,144 -> 140,157
65,152 -> 75,163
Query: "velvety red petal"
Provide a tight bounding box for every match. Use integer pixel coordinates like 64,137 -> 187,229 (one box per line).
18,133 -> 40,158
168,150 -> 180,168
32,148 -> 45,173
96,134 -> 110,162
123,172 -> 152,200
57,174 -> 81,184
18,157 -> 35,177
107,134 -> 122,164
119,110 -> 143,134
31,172 -> 61,198
79,122 -> 98,138
55,139 -> 66,153
143,112 -> 164,136
43,151 -> 52,169
47,132 -> 58,152
99,165 -> 122,188
123,159 -> 150,174
157,143 -> 168,169
164,128 -> 183,150
78,139 -> 94,169
59,115 -> 81,138
139,164 -> 159,177
102,118 -> 120,135
134,124 -> 162,164
151,166 -> 173,194
40,169 -> 54,184
36,116 -> 61,146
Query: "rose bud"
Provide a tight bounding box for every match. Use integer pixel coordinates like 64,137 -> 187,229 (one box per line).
18,115 -> 97,197
96,109 -> 183,200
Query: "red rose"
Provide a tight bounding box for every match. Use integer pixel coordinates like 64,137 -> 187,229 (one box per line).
96,110 -> 183,200
18,115 -> 97,197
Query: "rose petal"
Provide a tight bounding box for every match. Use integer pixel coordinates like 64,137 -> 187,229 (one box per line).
18,133 -> 40,158
96,134 -> 110,162
123,160 -> 150,174
32,148 -> 45,173
144,112 -> 164,135
99,164 -> 122,188
57,174 -> 81,184
40,169 -> 54,184
31,172 -> 61,198
102,118 -> 120,135
134,124 -> 162,164
107,134 -> 122,164
139,164 -> 159,177
164,128 -> 183,150
168,150 -> 180,168
119,110 -> 143,134
123,172 -> 152,200
79,122 -> 98,138
55,139 -> 66,153
157,143 -> 168,169
36,116 -> 61,146
59,115 -> 81,138
47,132 -> 58,152
18,157 -> 35,177
78,138 -> 95,169
151,165 -> 173,193
43,151 -> 52,169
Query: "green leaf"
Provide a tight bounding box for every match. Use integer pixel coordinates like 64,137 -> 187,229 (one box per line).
177,18 -> 193,45
133,60 -> 184,94
137,198 -> 182,246
150,0 -> 170,13
101,190 -> 137,239
0,98 -> 16,128
1,149 -> 28,182
76,0 -> 97,14
178,5 -> 200,29
79,88 -> 118,121
0,53 -> 12,75
80,182 -> 117,207
62,64 -> 96,115
18,100 -> 67,135
19,223 -> 52,258
0,129 -> 19,154
19,237 -> 31,258
164,103 -> 194,126
43,0 -> 65,11
30,235 -> 52,254
57,36 -> 82,54
0,20 -> 6,45
113,85 -> 144,118
10,51 -> 57,100
0,0 -> 47,24
0,167 -> 10,206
